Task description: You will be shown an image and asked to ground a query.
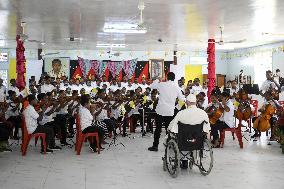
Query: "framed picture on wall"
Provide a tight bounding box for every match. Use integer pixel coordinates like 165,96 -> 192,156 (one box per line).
44,57 -> 70,79
149,59 -> 164,80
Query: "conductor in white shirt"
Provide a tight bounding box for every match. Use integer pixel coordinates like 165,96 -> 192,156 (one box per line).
148,72 -> 185,152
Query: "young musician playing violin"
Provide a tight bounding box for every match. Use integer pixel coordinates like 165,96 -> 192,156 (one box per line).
67,90 -> 80,136
78,94 -> 105,152
209,91 -> 235,147
6,90 -> 22,139
260,70 -> 280,96
144,90 -> 158,133
197,91 -> 208,110
54,90 -> 72,146
0,101 -> 13,152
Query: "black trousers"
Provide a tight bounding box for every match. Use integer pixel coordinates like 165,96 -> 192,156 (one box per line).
82,125 -> 105,148
44,120 -> 67,144
211,120 -> 230,142
102,119 -> 116,133
33,125 -> 55,150
131,114 -> 143,130
146,112 -> 156,132
153,114 -> 173,147
117,116 -> 128,135
54,114 -> 68,143
68,116 -> 75,135
7,116 -> 21,137
0,123 -> 13,141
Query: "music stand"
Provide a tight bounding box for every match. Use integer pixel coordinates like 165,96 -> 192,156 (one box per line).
223,88 -> 231,94
107,129 -> 126,150
242,84 -> 260,95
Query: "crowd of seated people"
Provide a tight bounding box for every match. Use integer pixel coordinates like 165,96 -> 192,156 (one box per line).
1,69 -> 283,153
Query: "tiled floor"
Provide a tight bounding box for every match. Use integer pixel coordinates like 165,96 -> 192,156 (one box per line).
0,131 -> 283,189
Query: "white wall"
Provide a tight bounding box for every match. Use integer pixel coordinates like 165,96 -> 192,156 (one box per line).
272,50 -> 284,72
225,42 -> 284,83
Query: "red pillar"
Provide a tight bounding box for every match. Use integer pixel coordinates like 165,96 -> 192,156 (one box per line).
207,39 -> 215,101
16,35 -> 26,91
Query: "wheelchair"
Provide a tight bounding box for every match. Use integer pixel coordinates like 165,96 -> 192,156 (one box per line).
162,121 -> 213,178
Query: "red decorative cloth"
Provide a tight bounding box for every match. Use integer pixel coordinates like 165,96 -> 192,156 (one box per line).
16,35 -> 26,91
207,39 -> 215,101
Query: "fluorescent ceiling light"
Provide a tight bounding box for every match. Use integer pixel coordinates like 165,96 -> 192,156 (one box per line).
103,22 -> 147,34
215,45 -> 235,50
96,44 -> 125,48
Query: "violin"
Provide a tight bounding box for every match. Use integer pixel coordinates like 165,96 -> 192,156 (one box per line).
206,104 -> 224,125
235,89 -> 252,121
253,102 -> 276,132
0,102 -> 8,111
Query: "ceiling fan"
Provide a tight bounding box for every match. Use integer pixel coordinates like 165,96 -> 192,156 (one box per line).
209,26 -> 246,45
19,22 -> 46,45
127,1 -> 148,31
40,51 -> 60,57
262,32 -> 284,36
137,1 -> 147,30
106,50 -> 122,58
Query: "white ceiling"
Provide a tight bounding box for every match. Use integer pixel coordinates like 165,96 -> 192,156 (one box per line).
0,0 -> 284,51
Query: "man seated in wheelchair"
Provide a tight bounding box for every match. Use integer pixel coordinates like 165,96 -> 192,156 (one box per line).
165,94 -> 210,169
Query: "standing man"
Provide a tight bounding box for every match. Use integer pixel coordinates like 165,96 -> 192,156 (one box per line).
148,72 -> 184,152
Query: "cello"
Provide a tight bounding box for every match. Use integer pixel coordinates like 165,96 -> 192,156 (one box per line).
253,91 -> 276,132
235,89 -> 252,121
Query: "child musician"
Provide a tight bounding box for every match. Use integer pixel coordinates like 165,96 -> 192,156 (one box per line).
6,91 -> 22,139
252,91 -> 279,141
144,90 -> 158,133
78,94 -> 105,152
209,91 -> 235,147
55,90 -> 72,146
0,102 -> 13,152
23,94 -> 59,154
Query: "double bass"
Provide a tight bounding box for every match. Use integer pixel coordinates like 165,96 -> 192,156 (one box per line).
235,89 -> 252,121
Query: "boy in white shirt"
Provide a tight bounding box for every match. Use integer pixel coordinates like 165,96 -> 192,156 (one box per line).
79,94 -> 105,152
7,79 -> 20,96
210,91 -> 235,147
40,76 -> 55,94
5,91 -> 21,139
191,78 -> 202,95
23,95 -> 60,154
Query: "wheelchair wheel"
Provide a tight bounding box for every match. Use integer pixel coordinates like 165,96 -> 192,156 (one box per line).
197,139 -> 213,176
165,139 -> 180,178
162,156 -> 167,171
